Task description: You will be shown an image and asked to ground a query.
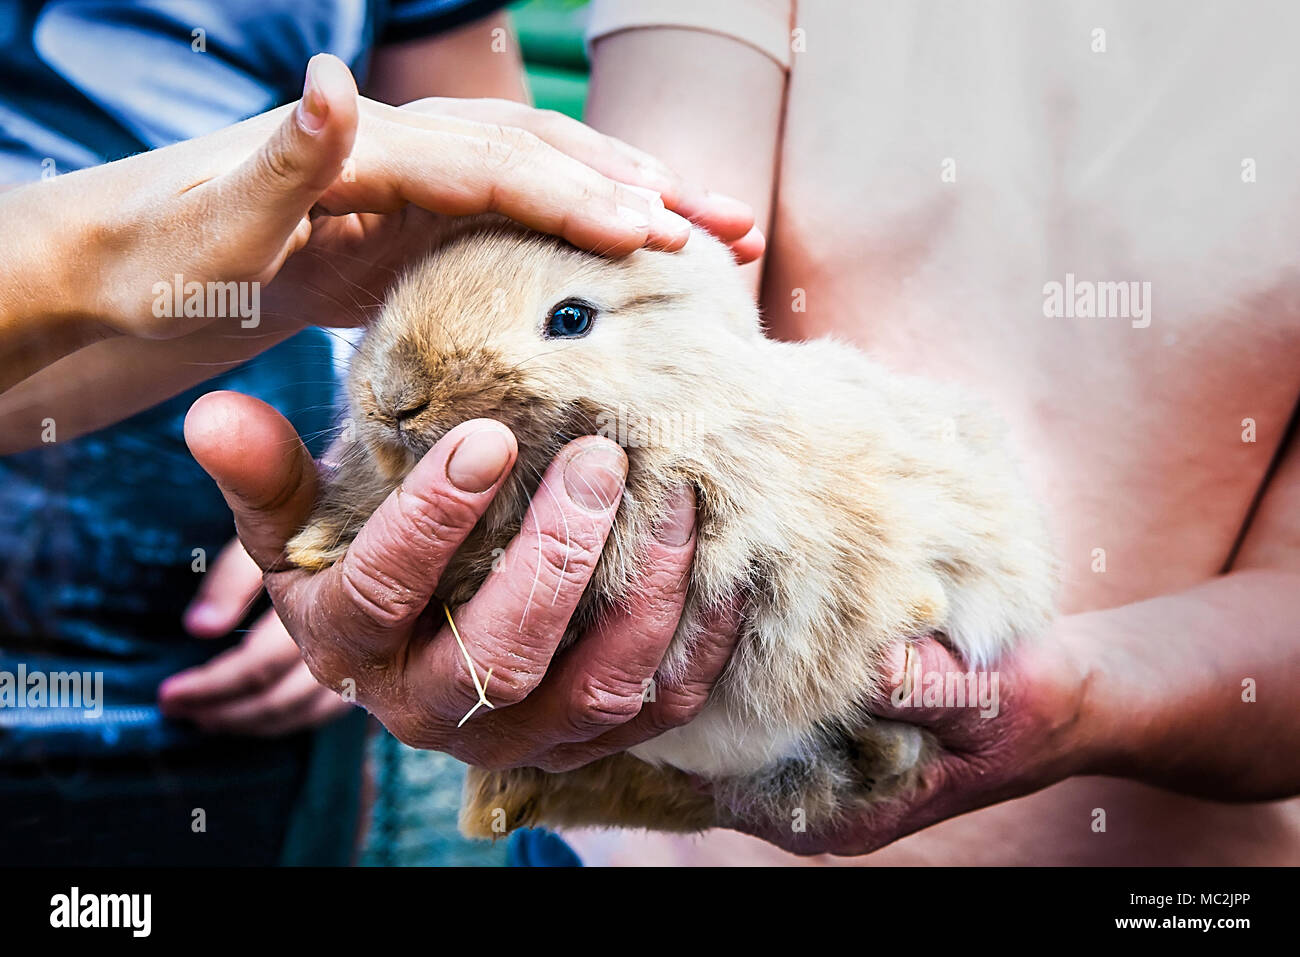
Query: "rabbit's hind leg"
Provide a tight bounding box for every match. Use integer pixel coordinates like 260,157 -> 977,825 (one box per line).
710,720 -> 932,834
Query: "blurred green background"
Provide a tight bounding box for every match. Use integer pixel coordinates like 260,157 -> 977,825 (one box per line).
511,0 -> 592,118
358,0 -> 591,868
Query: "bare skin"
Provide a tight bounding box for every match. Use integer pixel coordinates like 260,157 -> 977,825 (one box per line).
575,3 -> 1300,865
0,54 -> 757,447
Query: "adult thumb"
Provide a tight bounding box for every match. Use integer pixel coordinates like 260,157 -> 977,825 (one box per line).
185,390 -> 320,572
228,54 -> 359,244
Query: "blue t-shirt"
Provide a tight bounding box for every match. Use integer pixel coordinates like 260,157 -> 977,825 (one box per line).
0,0 -> 505,761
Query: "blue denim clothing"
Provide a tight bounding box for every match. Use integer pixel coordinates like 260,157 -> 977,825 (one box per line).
506,828 -> 583,867
0,0 -> 507,180
0,333 -> 340,760
0,0 -> 506,861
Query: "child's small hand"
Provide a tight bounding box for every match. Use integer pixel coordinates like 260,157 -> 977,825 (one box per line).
158,538 -> 353,736
1,53 -> 757,391
72,54 -> 759,340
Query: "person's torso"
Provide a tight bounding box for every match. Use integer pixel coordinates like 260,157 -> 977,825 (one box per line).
768,0 -> 1300,866
575,0 -> 1300,866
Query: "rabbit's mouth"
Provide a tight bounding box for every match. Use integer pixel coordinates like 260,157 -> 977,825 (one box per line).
487,396 -> 618,492
357,338 -> 613,487
393,417 -> 430,455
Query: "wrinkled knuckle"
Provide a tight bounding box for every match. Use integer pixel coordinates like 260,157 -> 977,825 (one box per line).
442,636 -> 537,707
446,659 -> 489,705
475,661 -> 539,707
340,550 -> 422,629
395,485 -> 478,553
646,681 -> 710,733
631,577 -> 689,627
568,675 -> 643,737
533,525 -> 602,592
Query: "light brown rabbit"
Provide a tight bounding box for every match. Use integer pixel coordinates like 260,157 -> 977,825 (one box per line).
286,215 -> 1056,838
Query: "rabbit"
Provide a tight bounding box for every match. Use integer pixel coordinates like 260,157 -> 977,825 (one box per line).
286,214 -> 1056,838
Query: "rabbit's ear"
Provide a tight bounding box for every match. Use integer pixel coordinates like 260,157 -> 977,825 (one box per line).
635,228 -> 763,338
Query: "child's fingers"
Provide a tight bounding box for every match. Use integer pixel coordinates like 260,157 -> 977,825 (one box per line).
159,610 -> 299,709
184,537 -> 264,637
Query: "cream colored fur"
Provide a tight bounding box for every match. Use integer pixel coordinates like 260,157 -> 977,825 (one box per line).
286,216 -> 1056,835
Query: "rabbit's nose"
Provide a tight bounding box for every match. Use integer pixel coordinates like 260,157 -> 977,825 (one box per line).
394,400 -> 429,429
371,379 -> 430,425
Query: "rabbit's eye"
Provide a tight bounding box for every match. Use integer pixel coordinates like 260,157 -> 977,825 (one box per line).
545,300 -> 595,339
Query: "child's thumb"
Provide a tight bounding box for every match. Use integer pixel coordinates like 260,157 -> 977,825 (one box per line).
229,54 -> 358,242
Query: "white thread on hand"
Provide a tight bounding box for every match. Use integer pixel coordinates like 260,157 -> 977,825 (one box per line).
444,602 -> 495,727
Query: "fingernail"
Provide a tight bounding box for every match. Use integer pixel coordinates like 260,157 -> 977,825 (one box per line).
184,603 -> 222,635
157,676 -> 188,703
705,190 -> 754,219
298,56 -> 329,134
651,206 -> 692,239
889,643 -> 918,704
563,443 -> 627,512
657,485 -> 696,546
621,184 -> 665,207
617,204 -> 650,230
447,426 -> 513,493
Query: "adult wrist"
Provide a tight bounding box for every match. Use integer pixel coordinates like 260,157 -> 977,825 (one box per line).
1052,610 -> 1141,780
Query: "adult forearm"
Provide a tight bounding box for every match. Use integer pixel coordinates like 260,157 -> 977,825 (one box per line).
1075,568 -> 1300,800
